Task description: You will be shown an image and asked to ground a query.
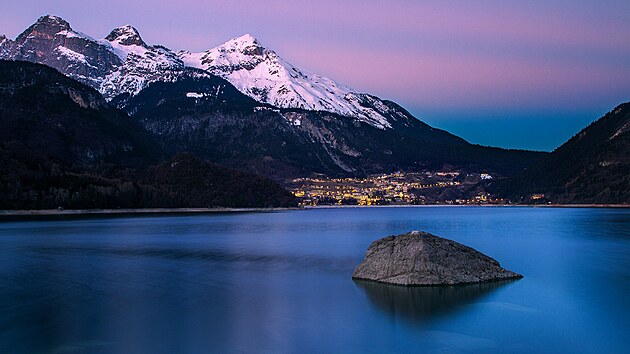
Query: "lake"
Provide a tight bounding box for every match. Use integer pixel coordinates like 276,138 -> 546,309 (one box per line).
0,207 -> 629,353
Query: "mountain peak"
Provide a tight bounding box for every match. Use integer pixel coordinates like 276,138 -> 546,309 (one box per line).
220,34 -> 265,55
180,33 -> 393,129
15,15 -> 73,43
35,15 -> 71,30
105,25 -> 146,47
234,33 -> 259,45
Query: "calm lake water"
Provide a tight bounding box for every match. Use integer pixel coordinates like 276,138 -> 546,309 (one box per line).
0,207 -> 629,353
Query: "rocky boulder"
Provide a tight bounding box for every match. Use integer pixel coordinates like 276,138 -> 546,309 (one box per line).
352,231 -> 522,286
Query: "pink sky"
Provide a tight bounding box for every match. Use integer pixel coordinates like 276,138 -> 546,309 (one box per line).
1,0 -> 628,150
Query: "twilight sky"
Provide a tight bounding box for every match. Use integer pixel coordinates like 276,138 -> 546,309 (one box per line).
1,0 -> 629,151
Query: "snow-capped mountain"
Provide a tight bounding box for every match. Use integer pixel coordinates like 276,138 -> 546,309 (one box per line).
100,25 -> 185,99
0,16 -> 547,179
1,16 -> 122,88
1,15 -> 407,129
179,35 -> 393,129
0,15 -> 185,100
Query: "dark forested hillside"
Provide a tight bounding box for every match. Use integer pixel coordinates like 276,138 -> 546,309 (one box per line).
0,61 -> 296,209
0,146 -> 296,209
488,102 -> 630,204
0,60 -> 163,167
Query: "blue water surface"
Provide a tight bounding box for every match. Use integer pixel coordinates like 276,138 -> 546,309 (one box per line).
0,207 -> 629,353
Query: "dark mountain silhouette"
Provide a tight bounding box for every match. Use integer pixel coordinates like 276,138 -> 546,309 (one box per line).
487,102 -> 630,204
0,61 -> 296,209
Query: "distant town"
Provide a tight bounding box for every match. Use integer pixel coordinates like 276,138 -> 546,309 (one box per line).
287,171 -> 508,206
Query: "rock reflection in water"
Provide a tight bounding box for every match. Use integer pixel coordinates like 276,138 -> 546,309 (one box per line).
354,279 -> 518,324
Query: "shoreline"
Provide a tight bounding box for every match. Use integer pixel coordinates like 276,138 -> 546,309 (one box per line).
1,203 -> 628,219
304,204 -> 630,209
0,207 -> 301,220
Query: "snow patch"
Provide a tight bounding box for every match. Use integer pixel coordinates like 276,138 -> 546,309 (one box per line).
610,120 -> 630,140
254,106 -> 281,113
56,29 -> 96,42
599,161 -> 618,167
105,40 -> 148,62
54,46 -> 87,64
186,92 -> 205,98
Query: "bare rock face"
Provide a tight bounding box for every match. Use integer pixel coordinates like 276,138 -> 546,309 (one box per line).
5,15 -> 123,87
352,231 -> 522,286
105,25 -> 147,47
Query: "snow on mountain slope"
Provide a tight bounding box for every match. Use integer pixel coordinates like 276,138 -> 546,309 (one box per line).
99,25 -> 185,99
178,34 -> 393,129
0,16 -> 186,100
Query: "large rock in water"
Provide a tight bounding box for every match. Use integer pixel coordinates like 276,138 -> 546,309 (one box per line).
352,231 -> 522,286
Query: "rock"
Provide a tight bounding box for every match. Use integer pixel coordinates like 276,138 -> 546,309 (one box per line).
352,231 -> 523,286
106,25 -> 147,47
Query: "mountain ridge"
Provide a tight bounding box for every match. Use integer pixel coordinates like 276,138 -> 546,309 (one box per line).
0,15 -> 473,131
0,15 -> 546,179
